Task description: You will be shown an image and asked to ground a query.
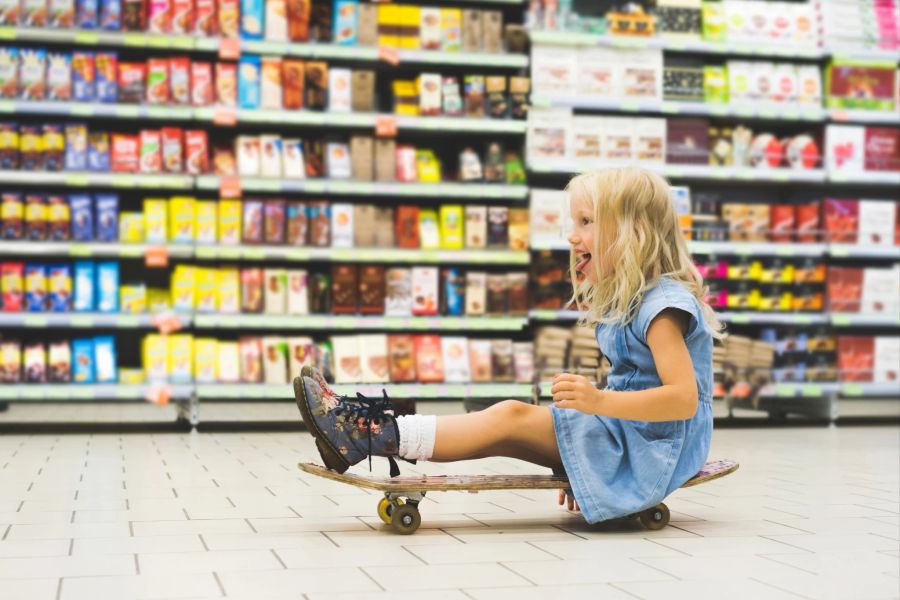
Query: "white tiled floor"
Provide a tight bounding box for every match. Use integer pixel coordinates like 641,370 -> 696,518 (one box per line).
0,427 -> 898,600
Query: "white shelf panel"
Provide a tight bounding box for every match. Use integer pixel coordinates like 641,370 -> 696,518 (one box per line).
196,176 -> 529,199
828,109 -> 900,125
719,312 -> 829,325
689,242 -> 827,257
830,313 -> 900,327
394,115 -> 527,133
527,160 -> 828,183
0,170 -> 193,188
0,384 -> 193,401
0,313 -> 190,328
0,26 -> 202,49
193,245 -> 529,264
828,171 -> 900,186
839,382 -> 900,397
828,244 -> 900,259
758,382 -> 839,398
529,309 -> 582,321
0,241 -> 193,259
0,99 -> 196,120
193,314 -> 529,331
195,382 -> 532,400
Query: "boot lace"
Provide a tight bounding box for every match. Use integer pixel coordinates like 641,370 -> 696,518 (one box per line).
331,390 -> 407,477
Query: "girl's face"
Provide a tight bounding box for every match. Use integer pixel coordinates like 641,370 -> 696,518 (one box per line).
567,193 -> 598,282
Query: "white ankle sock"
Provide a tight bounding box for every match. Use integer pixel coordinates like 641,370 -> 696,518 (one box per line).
396,414 -> 436,461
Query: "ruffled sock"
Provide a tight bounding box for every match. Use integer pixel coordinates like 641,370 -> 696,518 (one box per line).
396,414 -> 436,461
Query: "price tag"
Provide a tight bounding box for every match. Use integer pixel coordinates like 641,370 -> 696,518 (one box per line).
831,109 -> 849,122
219,37 -> 241,60
145,385 -> 172,406
65,174 -> 90,186
843,384 -> 863,397
151,313 -> 184,334
377,46 -> 400,65
213,106 -> 238,126
23,315 -> 48,327
74,32 -> 100,45
0,26 -> 16,40
68,245 -> 92,257
145,245 -> 169,268
219,176 -> 242,198
375,115 -> 398,137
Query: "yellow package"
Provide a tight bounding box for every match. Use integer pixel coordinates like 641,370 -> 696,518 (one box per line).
195,201 -> 218,243
416,150 -> 441,182
377,3 -> 400,48
218,199 -> 242,244
217,268 -> 241,313
392,80 -> 419,115
168,334 -> 193,383
439,205 -> 464,249
194,267 -> 218,312
170,265 -> 196,311
118,368 -> 145,384
508,208 -> 530,251
169,196 -> 195,242
142,334 -> 169,382
143,199 -> 168,243
147,288 -> 171,312
118,212 -> 145,243
120,284 -> 147,313
440,8 -> 461,51
193,338 -> 218,383
400,5 -> 421,49
216,341 -> 241,383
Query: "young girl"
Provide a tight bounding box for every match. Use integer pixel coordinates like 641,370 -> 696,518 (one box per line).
294,167 -> 721,524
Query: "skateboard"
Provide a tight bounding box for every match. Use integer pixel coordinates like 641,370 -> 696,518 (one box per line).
298,458 -> 739,535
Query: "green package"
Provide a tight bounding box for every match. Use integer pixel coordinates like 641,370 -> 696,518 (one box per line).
704,66 -> 729,103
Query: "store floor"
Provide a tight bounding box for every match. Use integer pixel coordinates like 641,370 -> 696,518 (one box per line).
0,427 -> 897,600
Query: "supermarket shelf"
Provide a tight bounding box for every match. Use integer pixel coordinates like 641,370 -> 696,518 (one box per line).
828,244 -> 900,259
193,245 -> 529,264
0,384 -> 194,401
0,26 -> 202,49
0,170 -> 193,188
828,109 -> 900,125
528,30 -> 825,58
0,99 -> 197,120
530,95 -> 826,122
0,241 -> 193,259
393,115 -> 527,133
193,314 -> 529,331
839,382 -> 900,397
195,175 -> 529,199
825,46 -> 900,62
195,382 -> 533,400
830,313 -> 900,328
759,382 -> 839,398
828,171 -> 900,186
0,313 -> 190,328
719,312 -> 829,325
529,309 -> 582,321
527,160 -> 829,183
690,241 -> 827,257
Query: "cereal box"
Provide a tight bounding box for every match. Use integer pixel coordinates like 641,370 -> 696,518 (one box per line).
92,336 -> 117,383
110,133 -> 139,173
282,138 -> 305,178
72,260 -> 94,311
240,0 -> 263,37
143,198 -> 168,242
69,193 -> 92,241
238,56 -> 261,109
0,48 -> 17,99
87,132 -> 110,171
171,0 -> 192,32
137,129 -> 161,173
76,0 -> 98,28
242,199 -> 263,242
99,0 -> 120,29
19,48 -> 47,100
95,193 -> 118,241
218,199 -> 242,244
146,58 -> 169,104
46,53 -> 72,101
47,265 -> 72,312
117,61 -> 145,103
48,341 -> 70,382
169,196 -> 195,242
94,51 -> 117,102
328,67 -> 351,112
215,62 -> 237,106
184,129 -> 208,174
122,0 -> 145,29
1,262 -> 24,311
281,59 -> 304,109
169,56 -> 190,105
190,61 -> 213,106
71,51 -> 95,101
161,127 -> 183,172
148,0 -> 171,32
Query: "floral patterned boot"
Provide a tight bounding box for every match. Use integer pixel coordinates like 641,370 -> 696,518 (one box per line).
293,366 -> 404,477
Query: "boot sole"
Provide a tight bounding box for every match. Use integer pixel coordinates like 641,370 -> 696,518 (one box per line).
293,370 -> 350,474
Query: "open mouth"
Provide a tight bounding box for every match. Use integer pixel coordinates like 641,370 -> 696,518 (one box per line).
575,252 -> 592,273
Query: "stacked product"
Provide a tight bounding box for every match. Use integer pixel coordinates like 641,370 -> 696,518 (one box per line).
825,60 -> 897,111
534,325 -> 568,380
760,327 -> 839,383
825,124 -> 900,175
720,334 -> 775,401
0,336 -> 118,383
392,73 -> 529,120
817,0 -> 900,53
0,260 -> 132,313
827,265 -> 900,315
823,198 -> 899,246
698,254 -> 827,311
837,336 -> 900,382
534,324 -> 608,385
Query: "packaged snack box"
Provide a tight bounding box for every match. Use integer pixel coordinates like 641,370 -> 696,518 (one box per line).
170,264 -> 195,310
283,138 -> 305,178
190,62 -> 213,106
46,53 -> 72,101
216,341 -> 240,383
117,62 -> 146,103
414,334 -> 444,382
169,56 -> 190,105
238,57 -> 261,109
171,0 -> 192,32
25,194 -> 46,241
167,196 -> 194,242
333,0 -> 358,45
95,193 -> 118,241
388,334 -> 415,381
218,199 -> 242,244
76,0 -> 99,28
282,59 -> 305,109
194,267 -> 217,312
143,198 -> 167,243
242,199 -> 264,243
287,0 -> 311,41
217,0 -> 239,36
93,335 -> 117,382
0,0 -> 20,24
215,62 -> 237,106
168,334 -> 193,383
88,132 -> 110,171
72,260 -> 94,311
238,336 -> 262,382
146,58 -> 169,104
265,0 -> 287,39
195,201 -> 217,243
48,340 -> 71,382
359,334 -> 389,383
47,195 -> 70,241
148,0 -> 171,32
240,0 -> 264,39
23,343 -> 46,383
264,198 -> 286,243
19,48 -> 47,100
241,268 -> 263,312
72,338 -> 95,383
24,264 -> 47,312
95,261 -> 119,313
1,193 -> 23,240
94,51 -> 117,102
100,0 -> 121,29
184,129 -> 208,174
0,49 -> 17,99
42,124 -> 65,171
260,57 -> 283,109
111,133 -> 140,173
286,201 -> 307,244
217,268 -> 240,313
260,135 -> 283,177
440,8 -> 461,51
328,67 -> 352,112
68,193 -> 92,241
119,283 -> 146,313
193,338 -> 218,383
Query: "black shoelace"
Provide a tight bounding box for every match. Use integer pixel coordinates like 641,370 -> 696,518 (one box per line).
332,390 -> 405,477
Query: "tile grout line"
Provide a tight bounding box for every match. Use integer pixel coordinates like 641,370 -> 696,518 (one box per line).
630,556 -> 684,581
607,582 -> 647,599
55,578 -> 63,600
497,560 -> 538,586
749,576 -> 813,599
212,572 -> 227,597
270,548 -> 288,569
756,553 -> 818,575
400,544 -> 429,565
357,566 -> 386,592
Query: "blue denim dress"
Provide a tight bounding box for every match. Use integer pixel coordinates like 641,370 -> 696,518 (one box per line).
550,277 -> 714,524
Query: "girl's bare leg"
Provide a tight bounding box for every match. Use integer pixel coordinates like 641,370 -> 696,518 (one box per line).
431,400 -> 564,471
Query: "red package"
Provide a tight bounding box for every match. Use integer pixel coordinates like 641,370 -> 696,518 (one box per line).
171,0 -> 194,33
241,268 -> 263,312
770,204 -> 795,242
238,337 -> 263,382
1,262 -> 25,312
194,0 -> 217,34
864,127 -> 900,172
414,335 -> 444,383
837,336 -> 874,382
794,202 -> 820,243
161,127 -> 183,172
215,62 -> 237,106
110,133 -> 140,173
169,57 -> 190,105
139,129 -> 162,173
217,0 -> 239,37
826,266 -> 863,312
184,129 -> 209,174
117,62 -> 147,104
190,61 -> 213,106
148,0 -> 172,33
823,198 -> 859,243
146,58 -> 170,104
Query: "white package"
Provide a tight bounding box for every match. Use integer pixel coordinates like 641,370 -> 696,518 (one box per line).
602,117 -> 635,163
529,188 -> 567,246
262,337 -> 288,384
634,117 -> 667,164
857,200 -> 897,246
441,336 -> 471,383
359,334 -> 390,383
526,107 -> 573,162
825,125 -> 866,174
331,335 -> 362,383
236,136 -> 261,176
874,337 -> 900,383
282,139 -> 306,179
286,269 -> 309,314
264,269 -> 287,314
259,135 -> 283,177
572,116 -> 605,159
861,266 -> 900,315
530,45 -> 578,96
287,337 -> 314,381
330,203 -> 355,248
576,47 -> 616,98
328,68 -> 352,112
619,48 -> 663,101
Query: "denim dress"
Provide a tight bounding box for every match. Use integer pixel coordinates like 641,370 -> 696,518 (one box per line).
550,277 -> 714,524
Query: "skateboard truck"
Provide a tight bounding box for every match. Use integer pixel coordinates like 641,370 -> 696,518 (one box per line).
378,492 -> 425,534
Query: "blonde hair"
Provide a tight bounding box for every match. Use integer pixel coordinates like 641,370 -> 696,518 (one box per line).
567,167 -> 723,339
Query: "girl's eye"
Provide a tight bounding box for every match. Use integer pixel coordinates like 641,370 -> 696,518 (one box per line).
581,218 -> 592,226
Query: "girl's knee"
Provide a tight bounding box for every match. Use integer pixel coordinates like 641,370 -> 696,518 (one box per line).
489,399 -> 530,419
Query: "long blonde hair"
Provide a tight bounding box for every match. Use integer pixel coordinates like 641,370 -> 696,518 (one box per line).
567,167 -> 723,339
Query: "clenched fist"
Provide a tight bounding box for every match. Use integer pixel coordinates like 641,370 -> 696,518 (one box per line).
551,373 -> 603,415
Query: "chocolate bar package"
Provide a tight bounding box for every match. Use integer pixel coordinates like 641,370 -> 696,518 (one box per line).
442,336 -> 471,382
287,201 -> 308,245
307,200 -> 331,246
442,267 -> 464,316
215,62 -> 237,106
170,56 -> 190,105
414,334 -> 444,382
359,334 -> 389,383
484,141 -> 505,182
464,205 -> 487,248
286,272 -> 308,313
19,125 -> 43,171
353,204 -> 376,246
486,273 -> 507,314
263,269 -> 287,314
359,264 -> 385,314
308,272 -> 331,313
350,135 -> 373,180
309,0 -> 331,41
482,11 -> 502,52
282,59 -> 304,109
490,338 -> 514,381
260,56 -> 283,109
304,61 -> 328,110
487,206 -> 509,247
388,335 -> 416,381
462,9 -> 482,51
0,123 -> 18,169
95,51 -> 117,102
465,271 -> 486,315
507,272 -> 528,315
395,205 -> 420,248
19,48 -> 47,100
1,193 -> 23,239
385,267 -> 412,316
264,199 -> 286,244
24,195 -> 45,241
42,124 -> 65,171
46,53 -> 72,101
0,49 -> 16,99
303,138 -> 325,177
468,339 -> 492,382
464,75 -> 485,117
47,195 -> 69,241
242,199 -> 264,243
331,264 -> 358,314
330,201 -> 353,247
374,138 -> 396,181
286,0 -> 310,41
238,56 -> 261,109
240,268 -> 263,312
351,70 -> 375,112
88,132 -> 110,171
328,67 -> 351,112
356,2 -> 376,45
411,266 -> 438,315
373,207 -> 394,247
283,138 -> 305,177
486,76 -> 508,118
117,61 -> 145,103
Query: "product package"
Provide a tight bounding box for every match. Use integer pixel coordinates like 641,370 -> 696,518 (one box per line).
385,267 -> 412,316
414,334 -> 444,382
359,334 -> 389,383
332,335 -> 361,383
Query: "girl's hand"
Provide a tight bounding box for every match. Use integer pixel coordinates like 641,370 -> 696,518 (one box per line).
558,488 -> 580,512
551,373 -> 603,415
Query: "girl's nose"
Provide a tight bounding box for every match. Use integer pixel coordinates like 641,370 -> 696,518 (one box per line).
567,231 -> 579,245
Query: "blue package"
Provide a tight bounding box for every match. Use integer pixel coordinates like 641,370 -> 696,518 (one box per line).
48,264 -> 73,312
72,51 -> 95,101
76,0 -> 99,28
444,268 -> 464,316
94,52 -> 117,102
240,0 -> 264,39
95,193 -> 118,242
64,123 -> 88,171
24,264 -> 47,312
238,56 -> 261,109
332,0 -> 358,45
88,132 -> 110,172
92,335 -> 117,382
73,261 -> 95,311
95,261 -> 119,313
69,194 -> 93,241
72,338 -> 95,383
99,0 -> 121,30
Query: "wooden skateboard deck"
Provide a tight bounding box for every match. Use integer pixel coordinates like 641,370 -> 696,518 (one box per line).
298,458 -> 739,534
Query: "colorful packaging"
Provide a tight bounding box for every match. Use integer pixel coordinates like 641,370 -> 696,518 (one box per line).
71,51 -> 95,102
1,193 -> 22,240
24,264 -> 46,312
215,62 -> 237,106
168,196 -> 194,242
218,199 -> 242,244
281,59 -> 305,109
95,193 -> 118,241
117,62 -> 146,103
119,283 -> 146,313
94,51 -> 117,102
240,0 -> 264,38
42,124 -> 65,172
93,336 -> 117,383
242,199 -> 264,242
194,201 -> 217,243
194,0 -> 215,34
260,135 -> 283,177
76,0 -> 99,28
238,337 -> 262,382
160,127 -> 183,173
240,267 -> 263,312
19,48 -> 47,100
193,338 -> 217,383
0,0 -> 20,24
95,261 -> 119,312
440,8 -> 461,51
137,129 -> 161,173
238,56 -> 261,109
169,56 -> 190,105
72,338 -> 95,383
118,212 -> 143,242
171,0 -> 192,32
100,0 -> 121,29
218,0 -> 239,37
61,123 -> 86,171
111,133 -> 140,173
0,49 -> 17,99
88,132 -> 110,171
170,264 -> 195,310
48,341 -> 71,382
69,194 -> 93,241
190,62 -> 213,106
143,198 -> 168,242
24,194 -> 46,241
142,334 -> 168,382
22,343 -> 45,383
283,138 -> 305,178
264,199 -> 286,243
73,261 -> 94,311
46,53 -> 73,101
265,0 -> 287,39
193,267 -> 217,312
146,58 -> 169,104
184,129 -> 208,174
19,125 -> 42,171
47,196 -> 70,241
148,0 -> 171,32
287,0 -> 310,41
333,0 -> 358,44
168,334 -> 193,383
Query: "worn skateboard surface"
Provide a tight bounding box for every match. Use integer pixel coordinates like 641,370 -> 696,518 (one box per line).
298,459 -> 739,534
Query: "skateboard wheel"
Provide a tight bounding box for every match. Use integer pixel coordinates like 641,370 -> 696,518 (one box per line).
377,498 -> 392,524
639,503 -> 670,530
390,504 -> 421,535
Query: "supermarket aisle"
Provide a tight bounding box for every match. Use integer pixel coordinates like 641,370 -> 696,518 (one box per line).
0,427 -> 897,600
